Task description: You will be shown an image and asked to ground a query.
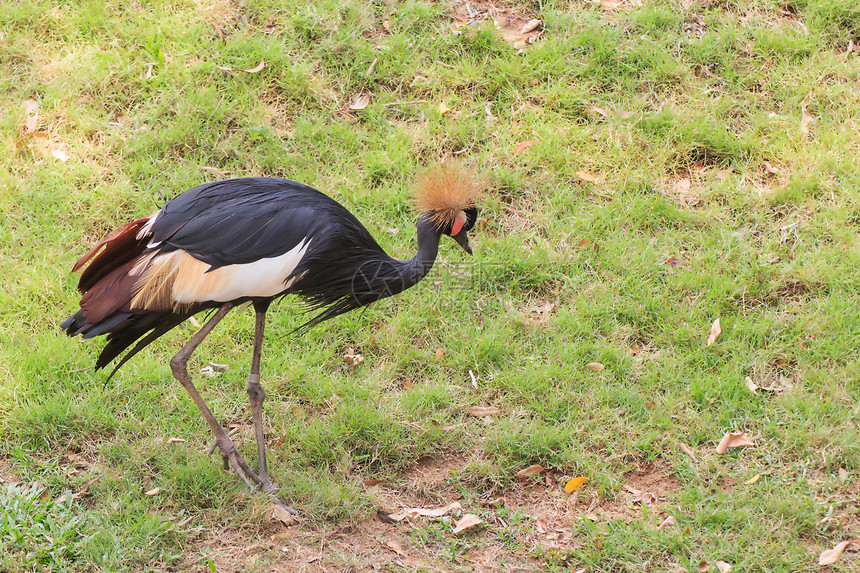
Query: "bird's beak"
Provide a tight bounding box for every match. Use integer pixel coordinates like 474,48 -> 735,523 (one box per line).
452,230 -> 473,255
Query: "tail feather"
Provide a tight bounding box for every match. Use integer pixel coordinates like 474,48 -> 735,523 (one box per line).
81,312 -> 133,339
75,215 -> 155,292
64,213 -> 197,377
101,313 -> 193,380
63,305 -> 199,379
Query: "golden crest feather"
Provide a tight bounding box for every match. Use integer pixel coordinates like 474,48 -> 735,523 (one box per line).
412,163 -> 482,227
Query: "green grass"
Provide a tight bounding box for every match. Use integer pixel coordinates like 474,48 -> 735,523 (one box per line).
1,0 -> 859,570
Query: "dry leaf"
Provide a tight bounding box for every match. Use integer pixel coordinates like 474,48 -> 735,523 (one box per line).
365,57 -> 378,76
673,178 -> 691,194
706,318 -> 721,346
377,510 -> 397,524
166,437 -> 186,444
515,464 -> 546,478
342,347 -> 364,365
744,376 -> 758,395
350,94 -> 371,110
363,478 -> 384,487
144,487 -> 161,496
576,171 -> 597,183
23,100 -> 39,134
665,256 -> 688,267
590,106 -> 609,117
438,102 -> 452,114
433,348 -> 444,361
839,467 -> 848,480
514,140 -> 537,154
800,103 -> 814,139
819,540 -> 854,565
468,406 -> 499,417
452,513 -> 482,534
715,431 -> 755,454
382,19 -> 391,31
520,19 -> 542,34
386,502 -> 462,521
715,562 -> 732,573
485,102 -> 498,124
658,515 -> 676,530
531,301 -> 555,314
698,561 -> 709,573
598,0 -> 623,8
52,148 -> 70,163
54,477 -> 99,504
200,365 -> 217,378
271,503 -> 298,526
564,476 -> 587,493
763,162 -> 778,175
627,486 -> 657,505
384,539 -> 406,556
585,362 -> 604,372
244,59 -> 265,73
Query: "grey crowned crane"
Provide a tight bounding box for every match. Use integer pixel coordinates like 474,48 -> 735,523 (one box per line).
62,164 -> 481,512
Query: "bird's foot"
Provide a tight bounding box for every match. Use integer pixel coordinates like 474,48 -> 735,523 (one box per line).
259,476 -> 278,494
272,497 -> 299,517
212,439 -> 298,516
214,437 -> 262,490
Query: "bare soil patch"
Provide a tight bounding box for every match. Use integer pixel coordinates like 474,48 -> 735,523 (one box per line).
450,0 -> 544,48
0,457 -> 19,485
221,456 -> 685,571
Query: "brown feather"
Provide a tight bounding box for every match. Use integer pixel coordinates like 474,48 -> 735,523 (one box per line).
130,251 -> 204,312
80,259 -> 140,323
131,250 -> 245,312
75,215 -> 155,292
412,163 -> 482,227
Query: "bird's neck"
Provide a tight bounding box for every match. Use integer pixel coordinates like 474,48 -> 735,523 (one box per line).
397,214 -> 442,289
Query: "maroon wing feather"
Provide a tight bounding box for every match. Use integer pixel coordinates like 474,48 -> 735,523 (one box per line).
74,215 -> 154,292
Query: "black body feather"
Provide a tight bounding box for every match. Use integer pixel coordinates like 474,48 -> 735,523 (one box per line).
63,177 -> 448,375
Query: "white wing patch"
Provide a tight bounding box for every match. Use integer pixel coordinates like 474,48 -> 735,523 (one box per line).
136,211 -> 160,242
130,238 -> 311,310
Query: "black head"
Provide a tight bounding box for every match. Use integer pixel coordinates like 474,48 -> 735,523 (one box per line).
439,206 -> 479,255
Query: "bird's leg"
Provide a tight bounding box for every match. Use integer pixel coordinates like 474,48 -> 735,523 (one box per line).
246,301 -> 299,516
169,304 -> 261,489
248,302 -> 274,492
